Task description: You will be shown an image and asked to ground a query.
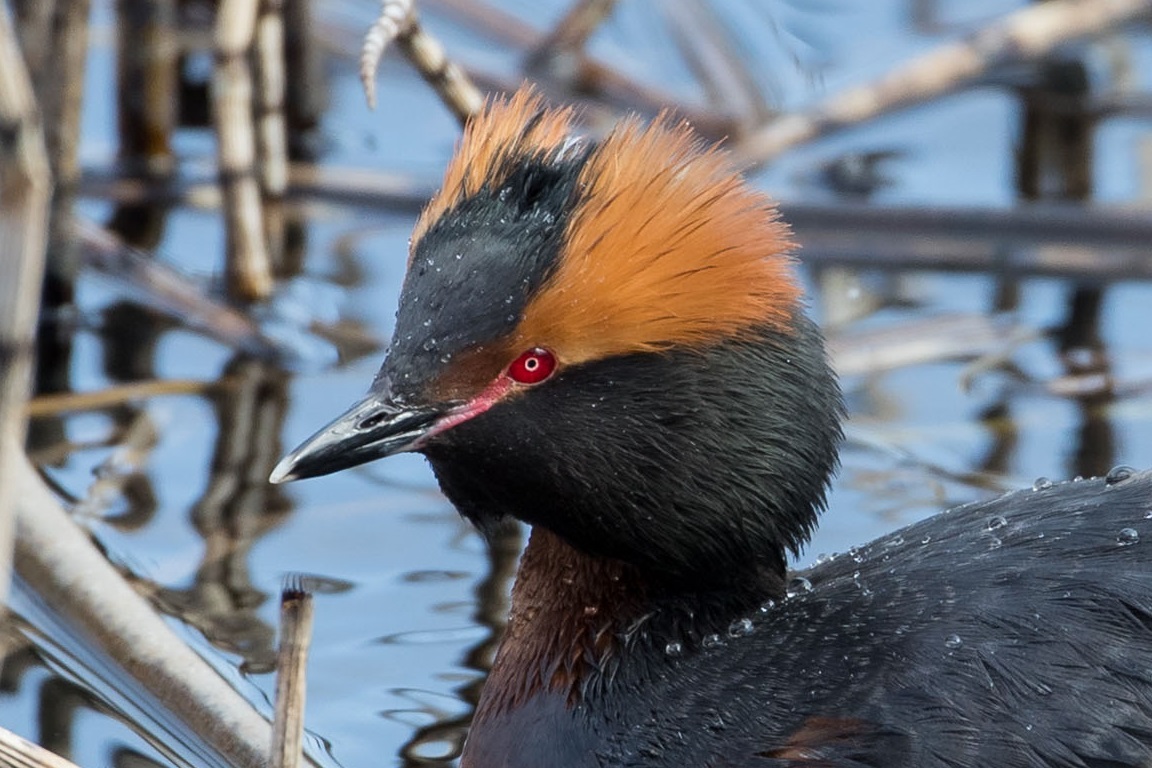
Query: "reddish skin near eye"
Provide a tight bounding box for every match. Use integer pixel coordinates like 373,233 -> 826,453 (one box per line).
508,348 -> 557,384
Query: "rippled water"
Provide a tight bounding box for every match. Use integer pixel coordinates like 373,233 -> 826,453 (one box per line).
5,1 -> 1152,766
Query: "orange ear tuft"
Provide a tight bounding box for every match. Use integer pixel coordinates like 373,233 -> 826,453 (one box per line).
514,116 -> 800,365
411,87 -> 577,247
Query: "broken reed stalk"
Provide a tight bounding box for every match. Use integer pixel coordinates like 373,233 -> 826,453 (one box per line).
0,1 -> 52,611
360,0 -> 412,109
269,583 -> 315,768
361,0 -> 483,124
214,0 -> 274,301
732,0 -> 1152,167
11,456 -> 326,768
0,726 -> 82,768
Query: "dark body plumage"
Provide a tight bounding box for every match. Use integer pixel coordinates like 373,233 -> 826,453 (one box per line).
271,91 -> 1152,767
464,471 -> 1152,767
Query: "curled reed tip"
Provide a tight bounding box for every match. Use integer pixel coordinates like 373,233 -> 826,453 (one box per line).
360,0 -> 415,109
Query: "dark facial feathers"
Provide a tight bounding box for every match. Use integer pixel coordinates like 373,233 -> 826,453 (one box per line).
384,149 -> 589,400
424,310 -> 844,590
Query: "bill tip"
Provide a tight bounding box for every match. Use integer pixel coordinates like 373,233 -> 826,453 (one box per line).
268,457 -> 298,485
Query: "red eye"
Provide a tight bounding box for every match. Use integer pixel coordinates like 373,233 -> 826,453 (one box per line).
507,347 -> 557,385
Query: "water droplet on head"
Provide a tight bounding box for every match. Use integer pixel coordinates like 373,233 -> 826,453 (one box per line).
728,618 -> 754,637
758,599 -> 776,613
1032,477 -> 1053,491
664,641 -> 683,657
1106,465 -> 1136,486
1117,528 -> 1139,546
422,339 -> 438,352
813,553 -> 832,566
454,252 -> 463,260
702,633 -> 723,649
422,319 -> 431,327
987,536 -> 1002,550
786,576 -> 813,598
944,634 -> 963,650
921,535 -> 932,545
848,546 -> 864,563
985,515 -> 1007,531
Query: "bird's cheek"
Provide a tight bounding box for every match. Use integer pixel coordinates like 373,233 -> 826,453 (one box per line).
416,375 -> 516,447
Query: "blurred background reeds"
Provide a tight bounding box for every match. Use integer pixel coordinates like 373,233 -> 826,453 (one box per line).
1,0 -> 1152,766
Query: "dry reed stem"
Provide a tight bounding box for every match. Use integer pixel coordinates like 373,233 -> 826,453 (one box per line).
11,455 -> 326,768
269,584 -> 314,768
255,0 -> 289,267
11,0 -> 54,83
44,0 -> 90,188
284,0 -> 326,139
396,18 -> 484,124
360,0 -> 413,109
114,0 -> 177,174
255,0 -> 289,197
74,219 -> 282,358
0,726 -> 82,768
828,313 -> 1039,378
25,379 -> 216,418
531,0 -> 617,57
215,0 -> 273,300
360,0 -> 483,123
659,0 -> 770,126
78,162 -> 433,210
430,0 -> 728,134
733,0 -> 1152,167
0,1 -> 52,612
422,0 -> 538,48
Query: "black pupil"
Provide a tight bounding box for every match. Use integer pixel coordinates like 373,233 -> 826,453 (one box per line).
525,357 -> 539,371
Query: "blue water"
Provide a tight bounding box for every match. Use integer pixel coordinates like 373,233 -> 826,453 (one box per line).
5,1 -> 1152,766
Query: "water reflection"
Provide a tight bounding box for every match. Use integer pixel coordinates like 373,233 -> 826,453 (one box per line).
396,518 -> 521,766
6,1 -> 1152,767
1015,45 -> 1116,479
156,357 -> 292,674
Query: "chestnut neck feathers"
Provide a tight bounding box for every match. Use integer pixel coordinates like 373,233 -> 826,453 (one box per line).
383,88 -> 843,592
